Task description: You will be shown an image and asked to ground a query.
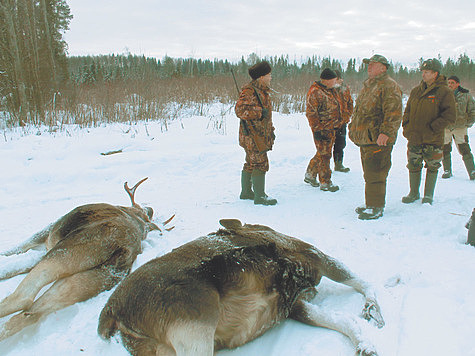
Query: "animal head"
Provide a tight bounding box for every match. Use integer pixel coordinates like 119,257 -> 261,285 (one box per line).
123,178 -> 161,233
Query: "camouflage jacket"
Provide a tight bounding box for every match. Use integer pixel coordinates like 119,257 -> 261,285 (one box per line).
402,75 -> 456,146
235,80 -> 275,151
348,72 -> 402,146
335,83 -> 354,126
449,87 -> 475,129
306,81 -> 344,132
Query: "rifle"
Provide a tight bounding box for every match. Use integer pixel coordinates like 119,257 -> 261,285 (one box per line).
231,69 -> 269,153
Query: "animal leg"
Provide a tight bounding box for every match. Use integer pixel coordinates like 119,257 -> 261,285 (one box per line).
0,266 -> 117,342
1,224 -> 52,256
319,254 -> 384,328
167,321 -> 215,356
0,250 -> 44,281
120,332 -> 174,356
290,299 -> 378,356
0,241 -> 115,318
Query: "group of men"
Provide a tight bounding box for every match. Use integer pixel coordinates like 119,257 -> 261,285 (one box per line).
235,56 -> 475,220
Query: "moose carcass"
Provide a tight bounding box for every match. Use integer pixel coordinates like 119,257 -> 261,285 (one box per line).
0,178 -> 174,341
98,219 -> 384,356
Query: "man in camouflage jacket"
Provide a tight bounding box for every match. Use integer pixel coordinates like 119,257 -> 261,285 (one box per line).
348,54 -> 402,220
305,68 -> 344,192
235,61 -> 277,205
333,69 -> 354,172
402,59 -> 456,205
441,75 -> 475,180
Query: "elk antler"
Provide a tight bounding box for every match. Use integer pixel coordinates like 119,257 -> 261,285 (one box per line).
163,214 -> 176,232
124,177 -> 149,207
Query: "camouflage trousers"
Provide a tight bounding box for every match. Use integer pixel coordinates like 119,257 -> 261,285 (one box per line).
243,148 -> 269,173
306,130 -> 336,184
360,145 -> 393,208
406,144 -> 443,172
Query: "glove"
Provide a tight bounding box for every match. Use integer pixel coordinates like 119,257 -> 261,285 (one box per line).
260,108 -> 269,120
313,130 -> 332,141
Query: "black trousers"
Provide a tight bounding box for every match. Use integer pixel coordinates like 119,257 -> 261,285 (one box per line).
333,124 -> 347,162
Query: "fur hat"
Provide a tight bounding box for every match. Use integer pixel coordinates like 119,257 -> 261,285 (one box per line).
420,59 -> 442,73
320,68 -> 337,80
248,61 -> 272,80
448,75 -> 460,83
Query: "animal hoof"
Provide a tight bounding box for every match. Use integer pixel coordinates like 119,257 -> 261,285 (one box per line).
357,342 -> 378,356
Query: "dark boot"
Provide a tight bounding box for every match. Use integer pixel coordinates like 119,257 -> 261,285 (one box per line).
240,170 -> 254,200
402,171 -> 421,204
251,170 -> 277,206
442,144 -> 452,178
461,152 -> 475,180
304,172 -> 319,187
358,207 -> 384,220
334,160 -> 350,172
467,209 -> 475,247
320,181 -> 339,192
422,170 -> 438,204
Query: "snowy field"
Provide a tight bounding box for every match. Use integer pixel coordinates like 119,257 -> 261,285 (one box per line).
0,104 -> 474,356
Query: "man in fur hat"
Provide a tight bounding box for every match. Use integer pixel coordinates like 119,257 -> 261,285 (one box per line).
235,61 -> 277,205
304,68 -> 344,192
441,75 -> 475,180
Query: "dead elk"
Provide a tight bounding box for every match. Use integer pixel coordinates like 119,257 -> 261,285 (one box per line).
98,219 -> 384,356
0,178 -> 174,342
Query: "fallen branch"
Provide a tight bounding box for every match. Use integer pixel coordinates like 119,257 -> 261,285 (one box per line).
100,149 -> 123,156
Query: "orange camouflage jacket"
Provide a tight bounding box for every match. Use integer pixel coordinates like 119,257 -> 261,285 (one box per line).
235,80 -> 275,151
306,81 -> 344,132
336,84 -> 354,126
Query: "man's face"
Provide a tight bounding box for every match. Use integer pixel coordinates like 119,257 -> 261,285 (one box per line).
367,62 -> 387,78
321,78 -> 338,88
259,73 -> 272,86
422,70 -> 438,85
447,79 -> 460,91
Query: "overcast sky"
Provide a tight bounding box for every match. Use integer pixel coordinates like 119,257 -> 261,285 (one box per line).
64,0 -> 475,68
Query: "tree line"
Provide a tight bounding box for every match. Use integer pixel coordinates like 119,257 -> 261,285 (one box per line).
69,52 -> 475,92
1,1 -> 474,128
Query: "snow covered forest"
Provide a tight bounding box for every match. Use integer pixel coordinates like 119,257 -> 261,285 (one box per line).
0,107 -> 474,355
1,1 -> 475,356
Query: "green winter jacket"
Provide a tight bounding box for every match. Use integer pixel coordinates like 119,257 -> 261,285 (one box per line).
449,87 -> 475,129
348,72 -> 402,146
402,75 -> 456,146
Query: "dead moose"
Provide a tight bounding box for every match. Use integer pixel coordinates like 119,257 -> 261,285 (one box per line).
98,219 -> 384,356
0,178 -> 174,341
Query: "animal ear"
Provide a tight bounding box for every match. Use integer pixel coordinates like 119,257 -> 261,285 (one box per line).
219,219 -> 242,230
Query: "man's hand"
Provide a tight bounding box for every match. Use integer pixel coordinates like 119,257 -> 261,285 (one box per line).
376,133 -> 389,146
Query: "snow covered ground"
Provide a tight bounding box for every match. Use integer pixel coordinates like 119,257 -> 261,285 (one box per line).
0,104 -> 474,356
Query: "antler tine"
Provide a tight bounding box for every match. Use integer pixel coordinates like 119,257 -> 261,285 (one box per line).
124,177 -> 149,207
163,214 -> 175,226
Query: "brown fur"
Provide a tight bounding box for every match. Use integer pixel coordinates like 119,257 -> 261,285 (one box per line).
98,219 -> 384,356
0,178 -> 173,342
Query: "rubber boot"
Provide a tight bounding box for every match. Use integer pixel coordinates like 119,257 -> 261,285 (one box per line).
240,170 -> 254,200
402,171 -> 421,203
461,153 -> 475,180
251,170 -> 277,206
467,208 -> 475,247
422,170 -> 438,205
441,144 -> 452,178
334,160 -> 350,173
